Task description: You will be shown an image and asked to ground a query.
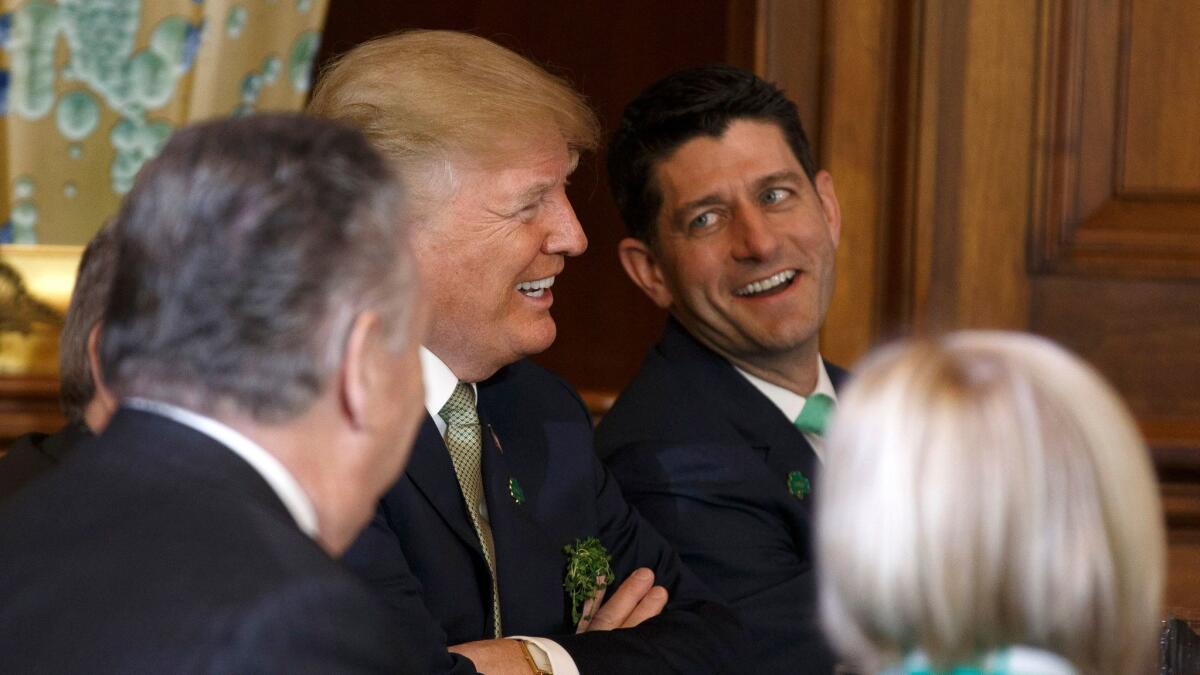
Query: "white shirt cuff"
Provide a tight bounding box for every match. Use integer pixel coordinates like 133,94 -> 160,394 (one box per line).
510,636 -> 579,675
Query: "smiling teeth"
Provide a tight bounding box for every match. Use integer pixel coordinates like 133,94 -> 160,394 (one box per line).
735,269 -> 797,296
516,275 -> 556,298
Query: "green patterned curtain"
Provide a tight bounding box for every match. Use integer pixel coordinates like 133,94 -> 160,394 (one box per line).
0,0 -> 328,376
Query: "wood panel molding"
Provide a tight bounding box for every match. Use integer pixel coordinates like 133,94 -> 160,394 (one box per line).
902,0 -> 1036,333
815,0 -> 900,365
1031,0 -> 1200,279
0,375 -> 62,447
757,0 -> 823,150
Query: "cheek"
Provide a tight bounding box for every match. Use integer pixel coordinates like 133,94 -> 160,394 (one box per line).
800,219 -> 837,256
668,246 -> 724,289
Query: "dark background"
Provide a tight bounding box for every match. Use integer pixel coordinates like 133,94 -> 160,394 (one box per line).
316,1 -> 749,398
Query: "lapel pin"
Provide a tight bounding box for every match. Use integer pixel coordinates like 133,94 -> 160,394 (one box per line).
488,424 -> 505,455
787,470 -> 811,500
508,477 -> 526,505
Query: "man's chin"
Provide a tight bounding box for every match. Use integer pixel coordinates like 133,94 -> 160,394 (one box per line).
511,321 -> 558,360
686,315 -> 819,362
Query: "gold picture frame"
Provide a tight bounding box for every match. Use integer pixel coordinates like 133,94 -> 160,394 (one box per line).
0,244 -> 82,377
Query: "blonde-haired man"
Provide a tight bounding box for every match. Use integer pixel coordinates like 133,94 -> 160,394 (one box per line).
310,31 -> 743,675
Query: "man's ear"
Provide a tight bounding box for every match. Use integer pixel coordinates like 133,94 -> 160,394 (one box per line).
617,237 -> 674,309
85,322 -> 118,431
338,311 -> 383,432
813,170 -> 842,248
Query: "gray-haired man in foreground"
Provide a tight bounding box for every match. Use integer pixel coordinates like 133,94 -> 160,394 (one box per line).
0,114 -> 442,673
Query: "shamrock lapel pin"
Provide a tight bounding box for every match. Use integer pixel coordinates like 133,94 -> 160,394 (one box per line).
787,470 -> 811,500
508,477 -> 526,505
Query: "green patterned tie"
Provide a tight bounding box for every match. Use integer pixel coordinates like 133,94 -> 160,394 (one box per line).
439,383 -> 502,637
794,393 -> 835,437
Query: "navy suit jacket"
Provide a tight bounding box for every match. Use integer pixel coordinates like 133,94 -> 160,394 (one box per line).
0,409 -> 449,674
343,358 -> 746,674
0,420 -> 91,503
595,320 -> 849,675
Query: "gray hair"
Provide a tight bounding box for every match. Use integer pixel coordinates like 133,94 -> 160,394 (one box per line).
100,113 -> 414,422
818,331 -> 1165,675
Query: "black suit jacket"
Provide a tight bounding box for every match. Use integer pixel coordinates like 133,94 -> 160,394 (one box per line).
0,420 -> 91,503
343,359 -> 746,674
595,319 -> 849,675
0,409 -> 452,674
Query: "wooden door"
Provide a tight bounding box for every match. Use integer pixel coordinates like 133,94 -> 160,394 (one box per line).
780,0 -> 1200,609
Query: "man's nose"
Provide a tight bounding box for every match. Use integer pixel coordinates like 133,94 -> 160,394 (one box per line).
730,207 -> 780,261
543,192 -> 588,257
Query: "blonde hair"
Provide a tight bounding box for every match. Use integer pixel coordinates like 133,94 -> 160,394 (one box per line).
818,331 -> 1165,675
308,30 -> 599,205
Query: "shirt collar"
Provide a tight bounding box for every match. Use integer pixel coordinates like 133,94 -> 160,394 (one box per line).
735,355 -> 837,423
122,398 -> 320,539
420,346 -> 478,436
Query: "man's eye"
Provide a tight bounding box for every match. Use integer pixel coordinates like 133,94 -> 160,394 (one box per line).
761,188 -> 791,205
689,211 -> 717,229
516,202 -> 541,220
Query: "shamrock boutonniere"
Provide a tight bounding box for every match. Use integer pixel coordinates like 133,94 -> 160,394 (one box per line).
562,536 -> 613,624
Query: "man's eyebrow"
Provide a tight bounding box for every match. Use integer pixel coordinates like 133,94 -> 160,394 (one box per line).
676,193 -> 726,216
512,180 -> 557,206
673,170 -> 806,216
752,170 -> 806,191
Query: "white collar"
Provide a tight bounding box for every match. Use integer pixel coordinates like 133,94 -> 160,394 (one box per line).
420,347 -> 478,436
123,398 -> 320,539
734,355 -> 837,423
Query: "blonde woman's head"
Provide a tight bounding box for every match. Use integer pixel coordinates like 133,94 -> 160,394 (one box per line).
818,331 -> 1164,674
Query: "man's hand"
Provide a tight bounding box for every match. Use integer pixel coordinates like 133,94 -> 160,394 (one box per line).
448,639 -> 530,675
575,567 -> 668,633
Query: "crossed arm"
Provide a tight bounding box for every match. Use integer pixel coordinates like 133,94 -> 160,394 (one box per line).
448,567 -> 670,674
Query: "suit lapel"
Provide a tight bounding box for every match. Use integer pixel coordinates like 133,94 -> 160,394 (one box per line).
659,320 -> 821,502
402,415 -> 486,555
476,392 -> 569,633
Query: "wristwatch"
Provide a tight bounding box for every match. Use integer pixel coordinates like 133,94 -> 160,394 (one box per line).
519,640 -> 553,675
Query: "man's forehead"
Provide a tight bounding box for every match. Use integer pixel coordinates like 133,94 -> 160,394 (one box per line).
654,127 -> 801,203
457,142 -> 575,198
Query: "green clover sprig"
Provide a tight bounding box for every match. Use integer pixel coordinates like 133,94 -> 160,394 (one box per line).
562,536 -> 613,624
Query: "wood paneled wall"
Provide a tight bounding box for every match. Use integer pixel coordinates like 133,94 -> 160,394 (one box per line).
809,0 -> 1199,447
798,0 -> 1200,610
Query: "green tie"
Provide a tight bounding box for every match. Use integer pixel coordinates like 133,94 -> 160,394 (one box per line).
439,383 -> 502,637
794,393 -> 835,437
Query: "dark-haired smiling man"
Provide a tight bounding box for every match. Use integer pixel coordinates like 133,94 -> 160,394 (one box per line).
597,65 -> 848,674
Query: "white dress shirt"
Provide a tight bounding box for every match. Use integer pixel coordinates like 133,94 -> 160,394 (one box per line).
123,398 -> 320,539
419,347 -> 576,675
735,356 -> 838,462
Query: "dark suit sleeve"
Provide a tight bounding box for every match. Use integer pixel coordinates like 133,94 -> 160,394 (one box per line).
203,571 -> 462,674
551,425 -> 749,672
604,440 -> 834,675
338,511 -> 481,675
